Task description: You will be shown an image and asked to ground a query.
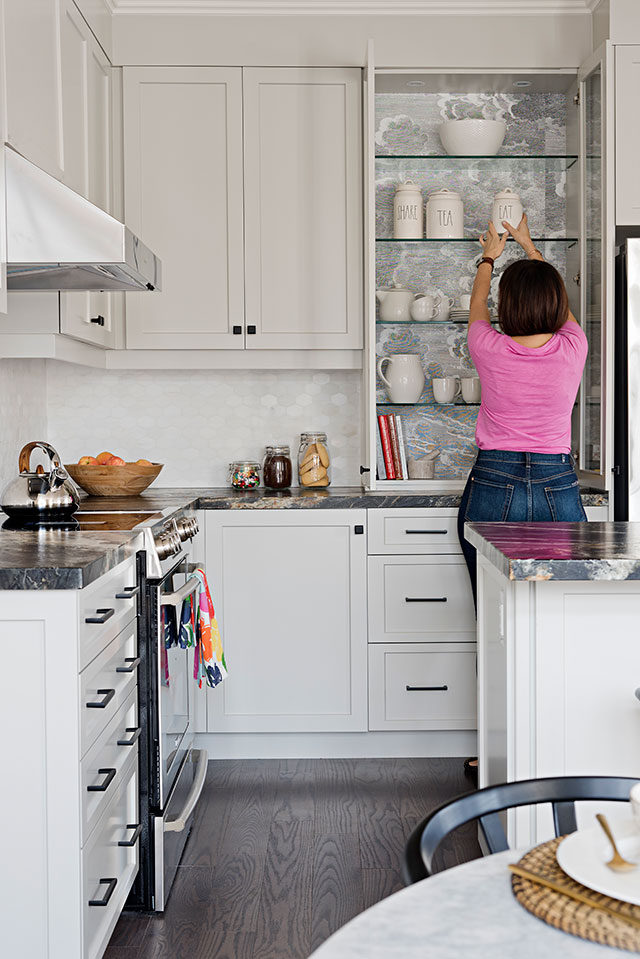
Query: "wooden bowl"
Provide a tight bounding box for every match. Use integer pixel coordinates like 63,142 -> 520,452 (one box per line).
65,462 -> 163,497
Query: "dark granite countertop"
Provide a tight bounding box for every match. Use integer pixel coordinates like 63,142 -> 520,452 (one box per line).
465,522 -> 640,581
0,486 -> 609,590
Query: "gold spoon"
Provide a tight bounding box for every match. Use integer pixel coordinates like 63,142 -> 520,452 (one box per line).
596,813 -> 637,873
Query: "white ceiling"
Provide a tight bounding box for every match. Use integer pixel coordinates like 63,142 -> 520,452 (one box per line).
107,0 -> 600,16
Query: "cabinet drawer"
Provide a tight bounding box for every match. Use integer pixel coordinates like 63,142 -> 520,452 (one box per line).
368,555 -> 475,643
79,555 -> 139,670
83,752 -> 139,959
81,689 -> 139,844
80,623 -> 138,758
368,643 -> 477,731
368,508 -> 461,555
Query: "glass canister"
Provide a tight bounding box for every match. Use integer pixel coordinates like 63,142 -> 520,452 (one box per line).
263,446 -> 293,490
298,432 -> 331,487
228,460 -> 261,489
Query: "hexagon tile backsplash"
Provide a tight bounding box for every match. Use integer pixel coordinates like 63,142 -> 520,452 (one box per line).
45,363 -> 363,487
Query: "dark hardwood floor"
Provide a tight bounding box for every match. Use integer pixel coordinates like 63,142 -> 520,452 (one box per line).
104,757 -> 480,959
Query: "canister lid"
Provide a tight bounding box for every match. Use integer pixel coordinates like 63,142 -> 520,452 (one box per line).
427,188 -> 462,200
395,179 -> 422,192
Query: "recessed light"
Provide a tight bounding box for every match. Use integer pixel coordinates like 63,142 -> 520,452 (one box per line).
406,80 -> 426,88
513,80 -> 532,88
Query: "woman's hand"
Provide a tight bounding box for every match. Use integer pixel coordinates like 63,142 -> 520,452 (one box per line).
479,221 -> 508,261
501,212 -> 536,256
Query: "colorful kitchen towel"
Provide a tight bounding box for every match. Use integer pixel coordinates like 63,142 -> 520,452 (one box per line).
192,567 -> 227,689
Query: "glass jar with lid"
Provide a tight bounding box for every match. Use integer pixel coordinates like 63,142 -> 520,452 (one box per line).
228,460 -> 261,489
298,432 -> 331,487
263,446 -> 293,490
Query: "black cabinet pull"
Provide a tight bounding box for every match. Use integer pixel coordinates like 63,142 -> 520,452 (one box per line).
359,465 -> 370,474
247,325 -> 256,334
116,657 -> 141,674
89,877 -> 117,907
406,685 -> 449,692
88,767 -> 117,792
232,325 -> 242,334
85,607 -> 115,624
405,597 -> 447,603
405,529 -> 448,535
115,585 -> 140,600
86,688 -> 115,709
118,824 -> 142,848
354,525 -> 364,534
117,726 -> 141,747
90,315 -> 105,326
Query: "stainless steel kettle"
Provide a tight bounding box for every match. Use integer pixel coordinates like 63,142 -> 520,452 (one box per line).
1,441 -> 81,519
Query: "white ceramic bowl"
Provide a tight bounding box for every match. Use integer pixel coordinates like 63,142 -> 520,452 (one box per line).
438,119 -> 507,156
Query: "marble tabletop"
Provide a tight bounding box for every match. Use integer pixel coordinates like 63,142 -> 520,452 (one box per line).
308,850 -> 630,959
466,521 -> 640,581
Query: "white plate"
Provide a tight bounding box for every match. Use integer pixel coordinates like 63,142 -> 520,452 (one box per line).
556,817 -> 640,905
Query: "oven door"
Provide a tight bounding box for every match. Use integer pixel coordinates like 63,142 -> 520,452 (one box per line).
156,559 -> 200,809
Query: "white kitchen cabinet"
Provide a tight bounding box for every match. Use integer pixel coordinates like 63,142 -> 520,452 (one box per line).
123,66 -> 245,350
243,67 -> 363,350
615,45 -> 640,224
0,554 -> 141,959
205,509 -> 368,732
1,0 -> 64,179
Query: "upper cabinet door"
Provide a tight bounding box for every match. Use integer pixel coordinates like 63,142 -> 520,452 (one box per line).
615,46 -> 640,225
243,67 -> 363,350
576,43 -> 614,490
1,0 -> 64,179
123,67 -> 245,349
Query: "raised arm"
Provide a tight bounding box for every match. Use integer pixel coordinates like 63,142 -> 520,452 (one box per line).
469,221 -> 507,327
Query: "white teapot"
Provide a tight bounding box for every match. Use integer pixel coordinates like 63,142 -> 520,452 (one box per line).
376,284 -> 414,322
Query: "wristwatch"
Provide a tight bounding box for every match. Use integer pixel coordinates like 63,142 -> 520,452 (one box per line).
477,257 -> 494,270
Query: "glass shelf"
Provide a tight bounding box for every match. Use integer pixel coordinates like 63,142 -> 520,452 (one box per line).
377,401 -> 481,407
376,237 -> 578,244
375,154 -> 578,170
376,319 -> 497,326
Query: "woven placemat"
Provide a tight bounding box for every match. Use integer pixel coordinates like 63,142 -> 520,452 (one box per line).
511,836 -> 640,953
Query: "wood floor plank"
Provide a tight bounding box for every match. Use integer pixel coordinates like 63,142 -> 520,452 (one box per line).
311,831 -> 364,953
181,759 -> 245,868
353,760 -> 405,870
361,868 -> 404,910
252,819 -> 314,959
273,758 -> 316,822
313,758 -> 365,833
105,913 -> 150,949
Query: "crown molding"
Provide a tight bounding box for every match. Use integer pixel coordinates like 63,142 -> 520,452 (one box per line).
107,0 -> 596,16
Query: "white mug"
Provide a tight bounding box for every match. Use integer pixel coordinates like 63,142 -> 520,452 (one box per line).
434,295 -> 455,321
410,293 -> 440,322
432,376 -> 461,405
459,294 -> 471,311
461,376 -> 481,404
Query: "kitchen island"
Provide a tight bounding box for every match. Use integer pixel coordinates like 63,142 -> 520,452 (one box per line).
466,521 -> 640,847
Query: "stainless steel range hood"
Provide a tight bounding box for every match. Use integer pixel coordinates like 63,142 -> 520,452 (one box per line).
5,147 -> 162,292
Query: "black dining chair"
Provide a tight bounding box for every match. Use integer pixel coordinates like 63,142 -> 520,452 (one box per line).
403,775 -> 639,885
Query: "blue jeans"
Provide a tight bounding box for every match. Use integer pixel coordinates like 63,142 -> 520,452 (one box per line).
457,450 -> 587,608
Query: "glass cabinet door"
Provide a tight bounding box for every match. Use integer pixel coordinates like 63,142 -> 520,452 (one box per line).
577,44 -> 614,488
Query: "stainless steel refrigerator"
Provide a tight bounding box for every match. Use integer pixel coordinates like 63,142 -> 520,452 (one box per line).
614,237 -> 640,519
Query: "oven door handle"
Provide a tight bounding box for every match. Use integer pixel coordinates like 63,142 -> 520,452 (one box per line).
164,749 -> 209,833
160,575 -> 200,608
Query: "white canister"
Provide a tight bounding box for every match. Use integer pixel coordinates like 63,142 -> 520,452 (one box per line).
425,189 -> 464,239
492,188 -> 523,230
393,180 -> 424,239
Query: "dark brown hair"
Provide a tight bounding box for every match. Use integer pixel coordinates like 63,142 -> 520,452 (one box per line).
497,259 -> 569,336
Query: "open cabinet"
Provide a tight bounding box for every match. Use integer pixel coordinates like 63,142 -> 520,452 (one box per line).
362,44 -> 614,499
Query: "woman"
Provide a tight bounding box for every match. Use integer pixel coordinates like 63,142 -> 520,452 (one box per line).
458,214 -> 588,780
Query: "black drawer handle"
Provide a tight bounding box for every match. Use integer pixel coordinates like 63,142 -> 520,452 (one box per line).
406,685 -> 449,692
85,608 -> 115,624
405,597 -> 448,603
115,586 -> 140,600
232,325 -> 242,334
89,877 -> 117,907
90,315 -> 105,327
247,325 -> 256,334
405,529 -> 448,535
117,726 -> 141,747
116,657 -> 141,674
118,823 -> 142,847
88,767 -> 117,792
86,688 -> 115,709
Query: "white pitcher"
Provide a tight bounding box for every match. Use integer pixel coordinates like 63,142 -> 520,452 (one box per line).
377,354 -> 425,404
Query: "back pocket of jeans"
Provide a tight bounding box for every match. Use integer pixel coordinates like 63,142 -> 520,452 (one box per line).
464,476 -> 514,523
544,481 -> 586,522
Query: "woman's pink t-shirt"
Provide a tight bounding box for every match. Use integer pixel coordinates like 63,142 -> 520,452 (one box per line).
467,319 -> 588,454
